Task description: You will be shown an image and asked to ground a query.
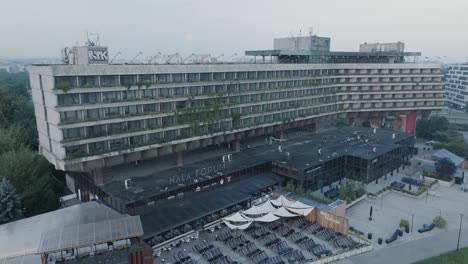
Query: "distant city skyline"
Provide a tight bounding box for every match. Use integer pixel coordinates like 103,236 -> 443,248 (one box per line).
1,0 -> 467,63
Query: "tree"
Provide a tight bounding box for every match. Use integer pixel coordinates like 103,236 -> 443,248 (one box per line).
416,116 -> 449,139
435,158 -> 456,178
0,147 -> 62,216
0,177 -> 23,224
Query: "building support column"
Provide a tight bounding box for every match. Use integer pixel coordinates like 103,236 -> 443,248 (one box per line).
233,133 -> 241,153
93,169 -> 103,185
176,151 -> 183,167
393,116 -> 400,131
234,139 -> 240,153
405,111 -> 417,134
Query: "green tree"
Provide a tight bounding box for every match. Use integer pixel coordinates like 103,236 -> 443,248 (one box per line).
0,177 -> 23,224
435,158 -> 456,178
416,116 -> 449,139
0,147 -> 62,217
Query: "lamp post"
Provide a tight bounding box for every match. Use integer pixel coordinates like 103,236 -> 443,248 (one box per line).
457,214 -> 464,251
411,214 -> 414,233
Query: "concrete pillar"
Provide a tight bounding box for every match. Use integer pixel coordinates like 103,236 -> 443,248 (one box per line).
93,169 -> 104,185
405,111 -> 417,134
393,116 -> 400,131
176,151 -> 183,167
234,139 -> 240,153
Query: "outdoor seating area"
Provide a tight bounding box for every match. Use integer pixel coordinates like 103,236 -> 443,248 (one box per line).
169,250 -> 197,264
152,193 -> 368,264
401,177 -> 425,186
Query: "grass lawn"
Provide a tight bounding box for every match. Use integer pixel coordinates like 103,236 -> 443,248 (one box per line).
414,247 -> 468,264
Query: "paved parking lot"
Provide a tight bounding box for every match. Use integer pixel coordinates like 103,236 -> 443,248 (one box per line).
344,184 -> 468,263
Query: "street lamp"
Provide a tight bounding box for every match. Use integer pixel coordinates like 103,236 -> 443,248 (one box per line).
457,214 -> 464,251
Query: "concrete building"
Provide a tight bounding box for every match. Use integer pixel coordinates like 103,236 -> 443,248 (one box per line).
359,42 -> 405,53
29,36 -> 444,195
273,35 -> 331,52
444,64 -> 468,109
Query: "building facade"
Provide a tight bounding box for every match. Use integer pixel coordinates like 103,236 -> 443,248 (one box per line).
29,63 -> 444,178
444,64 -> 468,109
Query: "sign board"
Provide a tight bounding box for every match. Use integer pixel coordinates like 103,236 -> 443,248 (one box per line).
88,47 -> 109,64
168,163 -> 227,185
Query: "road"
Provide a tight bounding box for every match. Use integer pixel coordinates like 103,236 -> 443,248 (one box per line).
336,227 -> 468,264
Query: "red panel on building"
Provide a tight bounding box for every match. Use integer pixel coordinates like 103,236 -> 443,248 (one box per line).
405,111 -> 417,134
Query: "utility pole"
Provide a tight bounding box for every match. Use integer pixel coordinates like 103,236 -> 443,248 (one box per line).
457,214 -> 464,251
411,214 -> 414,233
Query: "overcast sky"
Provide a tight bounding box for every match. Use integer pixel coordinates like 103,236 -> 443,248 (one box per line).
1,0 -> 467,62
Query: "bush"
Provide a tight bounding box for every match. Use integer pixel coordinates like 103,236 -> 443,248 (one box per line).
433,216 -> 447,229
55,83 -> 71,92
435,158 -> 456,179
399,219 -> 410,228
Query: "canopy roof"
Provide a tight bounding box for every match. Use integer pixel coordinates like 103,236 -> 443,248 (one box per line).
270,195 -> 294,207
223,221 -> 253,230
288,200 -> 313,209
37,216 -> 143,254
272,206 -> 298,217
286,207 -> 314,216
248,212 -> 280,223
243,201 -> 277,215
223,212 -> 249,223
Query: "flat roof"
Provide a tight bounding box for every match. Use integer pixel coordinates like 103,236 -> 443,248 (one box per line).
99,127 -> 413,204
141,172 -> 283,239
245,49 -> 421,57
0,202 -> 124,259
37,215 -> 143,254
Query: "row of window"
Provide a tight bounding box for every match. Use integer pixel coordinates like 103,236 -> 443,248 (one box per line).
54,68 -> 441,89
59,88 -> 443,124
56,78 -> 442,107
63,100 -> 445,158
64,104 -> 343,157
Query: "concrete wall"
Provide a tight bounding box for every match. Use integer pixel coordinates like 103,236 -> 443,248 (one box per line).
273,36 -> 330,52
359,42 -> 405,53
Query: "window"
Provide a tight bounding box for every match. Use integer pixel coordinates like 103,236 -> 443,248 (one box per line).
121,75 -> 137,86
63,128 -> 82,139
110,138 -> 127,150
86,125 -> 106,137
82,93 -> 100,104
78,76 -> 98,88
143,104 -> 156,113
100,75 -> 119,87
86,109 -> 100,119
58,94 -> 80,106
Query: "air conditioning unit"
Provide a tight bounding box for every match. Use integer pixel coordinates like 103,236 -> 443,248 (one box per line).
124,179 -> 132,189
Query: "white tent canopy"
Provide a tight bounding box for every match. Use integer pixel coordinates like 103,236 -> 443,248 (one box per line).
243,201 -> 276,215
223,212 -> 249,222
248,212 -> 280,222
286,207 -> 314,216
285,200 -> 314,216
287,200 -> 313,209
270,195 -> 294,207
223,220 -> 253,230
272,206 -> 298,217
